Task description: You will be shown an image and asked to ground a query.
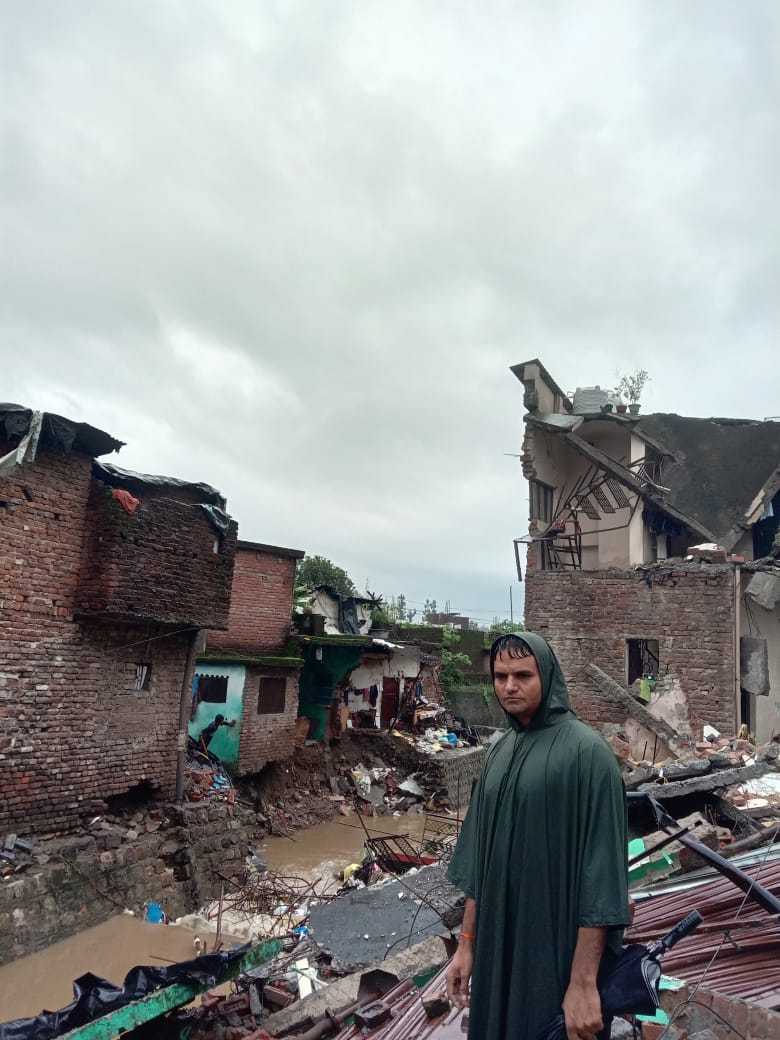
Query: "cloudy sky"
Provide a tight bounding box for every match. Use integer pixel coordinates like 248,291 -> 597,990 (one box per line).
3,1 -> 778,624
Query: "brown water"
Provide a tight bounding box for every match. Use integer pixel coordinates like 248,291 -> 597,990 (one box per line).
260,812 -> 429,888
0,915 -> 228,1022
0,813 -> 432,1022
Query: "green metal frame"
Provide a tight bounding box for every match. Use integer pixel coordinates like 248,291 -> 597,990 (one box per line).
58,940 -> 281,1040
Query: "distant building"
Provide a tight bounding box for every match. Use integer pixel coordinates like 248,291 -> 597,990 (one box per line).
0,404 -> 237,834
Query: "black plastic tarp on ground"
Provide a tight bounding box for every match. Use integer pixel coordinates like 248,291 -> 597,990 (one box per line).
0,945 -> 249,1040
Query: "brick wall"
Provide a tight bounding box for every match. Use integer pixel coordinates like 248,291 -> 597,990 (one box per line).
78,481 -> 237,628
208,546 -> 297,654
660,982 -> 780,1040
238,665 -> 300,774
0,447 -> 235,834
525,567 -> 737,735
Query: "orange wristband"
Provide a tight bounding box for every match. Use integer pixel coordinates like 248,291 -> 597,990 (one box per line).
459,931 -> 476,941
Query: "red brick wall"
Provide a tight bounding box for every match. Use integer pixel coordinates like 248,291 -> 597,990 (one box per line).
208,547 -> 297,654
78,482 -> 236,628
237,665 -> 299,774
524,567 -> 737,735
0,447 -> 229,834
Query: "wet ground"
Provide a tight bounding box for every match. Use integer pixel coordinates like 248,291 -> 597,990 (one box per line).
0,812 -> 432,1023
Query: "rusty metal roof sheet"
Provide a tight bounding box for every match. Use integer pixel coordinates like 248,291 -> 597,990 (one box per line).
331,859 -> 780,1036
333,964 -> 467,1039
629,858 -> 780,1007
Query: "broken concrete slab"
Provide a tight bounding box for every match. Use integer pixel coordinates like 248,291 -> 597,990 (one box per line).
637,762 -> 767,799
586,663 -> 688,757
308,866 -> 462,972
745,570 -> 780,611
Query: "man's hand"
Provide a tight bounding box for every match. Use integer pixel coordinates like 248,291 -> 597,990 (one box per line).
564,927 -> 607,1040
445,944 -> 473,1010
562,978 -> 603,1040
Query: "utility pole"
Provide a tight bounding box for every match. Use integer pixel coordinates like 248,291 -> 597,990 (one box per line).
509,586 -> 514,623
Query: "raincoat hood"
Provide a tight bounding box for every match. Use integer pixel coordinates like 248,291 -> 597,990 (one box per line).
492,631 -> 573,732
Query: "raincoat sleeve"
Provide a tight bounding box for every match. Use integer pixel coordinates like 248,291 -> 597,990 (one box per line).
575,738 -> 631,947
446,776 -> 482,900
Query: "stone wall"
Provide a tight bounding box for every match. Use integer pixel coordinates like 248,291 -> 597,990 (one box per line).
0,803 -> 251,964
238,665 -> 301,774
208,546 -> 298,655
446,686 -> 507,730
525,567 -> 737,735
434,746 -> 486,807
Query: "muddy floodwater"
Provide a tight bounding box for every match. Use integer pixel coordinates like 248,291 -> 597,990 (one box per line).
260,812 -> 429,888
0,915 -> 228,1023
0,812 -> 436,1023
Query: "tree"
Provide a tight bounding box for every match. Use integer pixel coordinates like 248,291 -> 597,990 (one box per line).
440,627 -> 472,691
488,618 -> 526,638
296,555 -> 357,597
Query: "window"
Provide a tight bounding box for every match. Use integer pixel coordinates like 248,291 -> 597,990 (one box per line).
134,664 -> 152,691
625,639 -> 660,685
529,479 -> 554,524
257,676 -> 286,715
195,674 -> 229,703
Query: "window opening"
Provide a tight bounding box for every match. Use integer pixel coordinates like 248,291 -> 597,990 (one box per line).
195,674 -> 229,703
626,639 -> 660,685
258,676 -> 286,715
134,664 -> 152,691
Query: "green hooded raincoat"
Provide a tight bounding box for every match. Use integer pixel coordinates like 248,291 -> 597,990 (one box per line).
447,633 -> 630,1040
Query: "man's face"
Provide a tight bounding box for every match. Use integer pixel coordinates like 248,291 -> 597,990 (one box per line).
492,650 -> 543,726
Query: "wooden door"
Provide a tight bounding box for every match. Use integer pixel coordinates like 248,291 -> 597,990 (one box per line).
380,677 -> 400,728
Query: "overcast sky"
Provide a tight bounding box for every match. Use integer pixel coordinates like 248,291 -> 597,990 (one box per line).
3,2 -> 778,623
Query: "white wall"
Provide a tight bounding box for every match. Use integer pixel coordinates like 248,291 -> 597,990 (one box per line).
346,646 -> 422,726
740,575 -> 780,742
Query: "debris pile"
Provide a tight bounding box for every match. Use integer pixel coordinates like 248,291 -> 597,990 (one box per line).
186,738 -> 237,806
0,833 -> 33,877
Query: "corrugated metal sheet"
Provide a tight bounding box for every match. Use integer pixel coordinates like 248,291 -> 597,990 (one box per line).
629,858 -> 780,1006
330,858 -> 780,1037
334,964 -> 467,1039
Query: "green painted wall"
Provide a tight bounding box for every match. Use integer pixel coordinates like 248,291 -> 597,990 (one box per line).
190,662 -> 246,765
297,644 -> 363,741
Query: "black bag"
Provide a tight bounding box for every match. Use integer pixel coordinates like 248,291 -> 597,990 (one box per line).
537,910 -> 702,1040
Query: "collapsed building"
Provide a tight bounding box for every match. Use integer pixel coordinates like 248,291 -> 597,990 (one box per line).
0,404 -> 237,836
511,360 -> 780,747
294,586 -> 445,743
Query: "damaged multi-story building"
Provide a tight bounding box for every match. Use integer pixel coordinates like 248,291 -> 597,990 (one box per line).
511,360 -> 780,746
0,404 -> 237,835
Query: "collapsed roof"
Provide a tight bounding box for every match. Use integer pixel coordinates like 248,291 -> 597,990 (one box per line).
634,413 -> 780,549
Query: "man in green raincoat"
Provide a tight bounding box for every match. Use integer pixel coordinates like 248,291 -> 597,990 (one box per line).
446,632 -> 630,1040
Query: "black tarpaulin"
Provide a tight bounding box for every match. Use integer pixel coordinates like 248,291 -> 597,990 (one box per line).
0,946 -> 249,1040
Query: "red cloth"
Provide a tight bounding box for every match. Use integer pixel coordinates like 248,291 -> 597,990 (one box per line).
111,488 -> 140,514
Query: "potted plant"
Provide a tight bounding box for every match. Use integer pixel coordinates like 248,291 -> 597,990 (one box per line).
616,369 -> 650,415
